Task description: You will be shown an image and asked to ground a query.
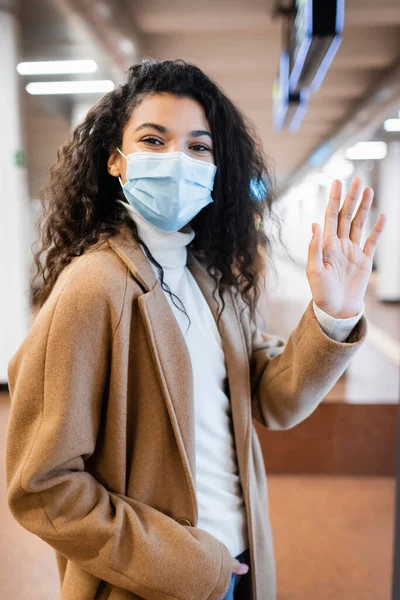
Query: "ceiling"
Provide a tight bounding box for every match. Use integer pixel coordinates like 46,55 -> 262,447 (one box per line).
15,0 -> 400,197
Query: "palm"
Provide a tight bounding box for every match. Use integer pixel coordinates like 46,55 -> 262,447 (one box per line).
306,177 -> 387,319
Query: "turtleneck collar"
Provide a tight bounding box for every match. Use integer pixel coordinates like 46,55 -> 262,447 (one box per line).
117,198 -> 196,269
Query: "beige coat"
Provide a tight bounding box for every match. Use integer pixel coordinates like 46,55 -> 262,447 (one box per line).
5,224 -> 368,600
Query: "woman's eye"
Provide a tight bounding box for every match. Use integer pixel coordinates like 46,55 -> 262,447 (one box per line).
141,138 -> 211,152
191,144 -> 211,152
142,137 -> 163,145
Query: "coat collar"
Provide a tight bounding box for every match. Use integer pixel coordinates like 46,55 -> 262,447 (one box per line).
107,225 -> 251,524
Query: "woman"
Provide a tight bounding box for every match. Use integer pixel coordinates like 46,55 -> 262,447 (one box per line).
5,58 -> 385,600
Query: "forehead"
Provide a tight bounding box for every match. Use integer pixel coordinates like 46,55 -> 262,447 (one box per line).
128,92 -> 210,132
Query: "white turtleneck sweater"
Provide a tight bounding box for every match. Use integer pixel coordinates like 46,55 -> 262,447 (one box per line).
117,198 -> 364,557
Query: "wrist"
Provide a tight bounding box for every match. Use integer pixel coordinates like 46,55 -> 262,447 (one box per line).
312,300 -> 364,319
325,306 -> 363,319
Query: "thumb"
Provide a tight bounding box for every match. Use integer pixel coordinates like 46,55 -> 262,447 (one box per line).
231,557 -> 249,575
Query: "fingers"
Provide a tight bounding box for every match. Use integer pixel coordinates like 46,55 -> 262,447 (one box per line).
349,186 -> 374,245
337,176 -> 362,238
231,557 -> 249,575
323,179 -> 342,238
362,213 -> 387,258
325,177 -> 376,245
307,222 -> 323,276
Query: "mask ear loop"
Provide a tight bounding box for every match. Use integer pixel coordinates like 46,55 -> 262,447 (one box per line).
117,147 -> 127,159
116,147 -> 127,188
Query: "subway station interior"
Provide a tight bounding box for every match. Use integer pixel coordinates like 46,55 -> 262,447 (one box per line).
1,0 -> 400,598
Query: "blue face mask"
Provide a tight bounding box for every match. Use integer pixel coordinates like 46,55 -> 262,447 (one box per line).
117,149 -> 217,232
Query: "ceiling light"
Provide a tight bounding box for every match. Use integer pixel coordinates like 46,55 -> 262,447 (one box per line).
345,141 -> 387,161
26,80 -> 114,95
17,60 -> 98,75
118,39 -> 135,55
384,119 -> 400,132
95,2 -> 112,19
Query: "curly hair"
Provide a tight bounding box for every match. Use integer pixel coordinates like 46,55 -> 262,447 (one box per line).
31,57 -> 286,326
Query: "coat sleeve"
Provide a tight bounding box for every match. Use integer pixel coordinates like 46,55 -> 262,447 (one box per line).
5,255 -> 232,600
248,297 -> 368,430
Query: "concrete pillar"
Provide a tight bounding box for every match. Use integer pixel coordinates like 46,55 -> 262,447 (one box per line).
0,3 -> 31,383
376,141 -> 400,301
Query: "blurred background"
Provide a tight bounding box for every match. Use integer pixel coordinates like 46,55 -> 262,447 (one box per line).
0,0 -> 399,598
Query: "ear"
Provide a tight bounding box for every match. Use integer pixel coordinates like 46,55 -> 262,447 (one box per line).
107,151 -> 121,178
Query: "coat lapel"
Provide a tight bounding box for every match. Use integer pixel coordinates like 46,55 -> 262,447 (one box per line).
107,227 -> 197,517
107,226 -> 251,516
137,283 -> 197,496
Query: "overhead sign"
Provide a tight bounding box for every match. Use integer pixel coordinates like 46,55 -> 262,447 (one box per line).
273,51 -> 309,132
288,0 -> 344,93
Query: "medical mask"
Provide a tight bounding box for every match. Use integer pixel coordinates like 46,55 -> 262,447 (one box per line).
117,149 -> 217,232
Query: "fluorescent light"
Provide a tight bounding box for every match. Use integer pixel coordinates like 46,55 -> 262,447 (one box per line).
118,38 -> 135,55
17,60 -> 98,75
26,80 -> 115,95
345,141 -> 387,161
384,119 -> 400,132
95,2 -> 112,19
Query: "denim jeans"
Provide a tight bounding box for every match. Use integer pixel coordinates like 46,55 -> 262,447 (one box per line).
220,547 -> 251,600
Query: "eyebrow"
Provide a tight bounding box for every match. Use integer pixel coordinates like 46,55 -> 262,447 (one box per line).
134,122 -> 213,140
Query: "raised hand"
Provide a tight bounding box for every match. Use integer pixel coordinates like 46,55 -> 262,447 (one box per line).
306,176 -> 387,318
